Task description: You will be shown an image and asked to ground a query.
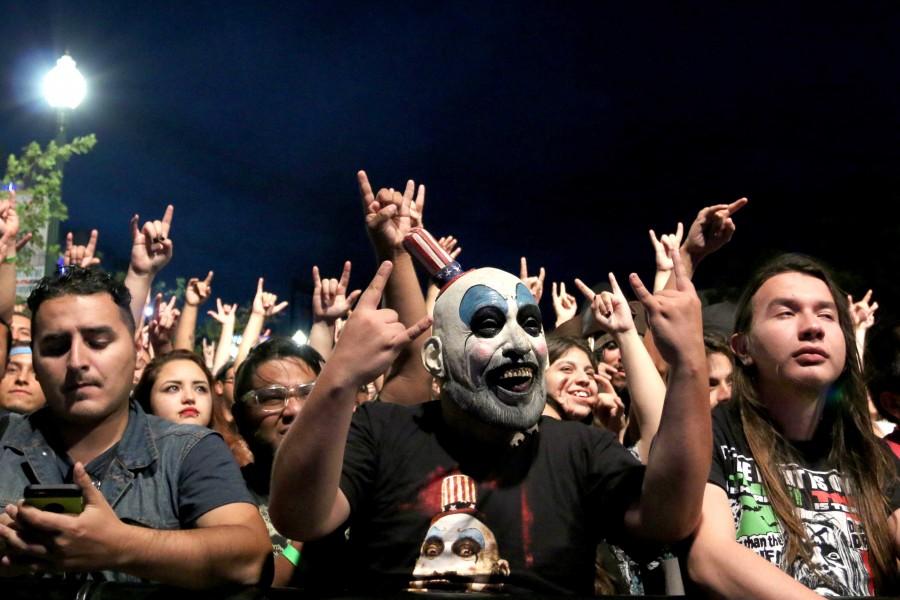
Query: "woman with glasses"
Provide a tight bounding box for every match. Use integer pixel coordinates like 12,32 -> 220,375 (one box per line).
232,337 -> 326,587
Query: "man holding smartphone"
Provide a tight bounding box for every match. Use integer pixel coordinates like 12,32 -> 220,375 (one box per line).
0,265 -> 270,587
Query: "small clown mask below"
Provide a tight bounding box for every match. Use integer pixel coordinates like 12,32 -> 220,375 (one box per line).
423,268 -> 548,431
410,474 -> 510,592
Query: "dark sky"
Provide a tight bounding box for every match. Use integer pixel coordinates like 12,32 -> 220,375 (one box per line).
1,2 -> 898,335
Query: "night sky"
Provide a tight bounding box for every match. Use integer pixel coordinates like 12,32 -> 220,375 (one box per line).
1,2 -> 898,336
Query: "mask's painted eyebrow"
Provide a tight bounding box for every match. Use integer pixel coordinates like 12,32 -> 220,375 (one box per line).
516,283 -> 536,308
459,284 -> 508,325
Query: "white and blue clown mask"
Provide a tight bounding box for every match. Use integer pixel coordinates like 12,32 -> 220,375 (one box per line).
423,268 -> 548,431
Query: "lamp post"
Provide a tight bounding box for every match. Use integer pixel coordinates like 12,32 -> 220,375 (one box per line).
41,53 -> 86,274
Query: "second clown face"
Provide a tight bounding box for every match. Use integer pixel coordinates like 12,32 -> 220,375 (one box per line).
426,268 -> 548,430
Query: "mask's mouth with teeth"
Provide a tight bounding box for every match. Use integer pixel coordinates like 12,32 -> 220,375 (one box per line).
486,364 -> 537,398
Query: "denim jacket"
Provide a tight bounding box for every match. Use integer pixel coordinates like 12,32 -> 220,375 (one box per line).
0,401 -> 215,580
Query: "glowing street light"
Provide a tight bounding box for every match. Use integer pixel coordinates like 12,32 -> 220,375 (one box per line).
42,54 -> 86,111
41,53 -> 87,274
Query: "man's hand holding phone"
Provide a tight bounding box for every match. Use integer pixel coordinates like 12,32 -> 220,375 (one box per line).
1,462 -> 129,576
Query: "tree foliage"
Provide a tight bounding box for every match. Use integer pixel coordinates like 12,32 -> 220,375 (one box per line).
3,135 -> 97,268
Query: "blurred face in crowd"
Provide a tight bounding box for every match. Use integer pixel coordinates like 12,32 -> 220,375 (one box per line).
428,268 -> 548,431
596,339 -> 627,390
32,293 -> 136,426
11,313 -> 31,342
244,357 -> 317,451
545,347 -> 598,421
0,348 -> 46,414
707,351 -> 733,407
740,272 -> 846,395
149,359 -> 213,427
215,366 -> 236,407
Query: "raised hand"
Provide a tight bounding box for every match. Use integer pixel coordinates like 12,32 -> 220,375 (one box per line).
408,181 -> 426,229
551,281 -> 577,326
520,257 -> 546,303
329,261 -> 432,387
63,230 -> 101,268
201,337 -> 216,369
437,235 -> 462,260
574,272 -> 635,336
0,190 -> 21,247
252,278 -> 288,317
848,289 -> 878,333
312,261 -> 362,325
628,246 -> 703,364
149,293 -> 180,353
593,374 -> 627,435
649,222 -> 683,272
682,198 -> 747,262
207,298 -> 238,326
358,171 -> 415,255
130,205 -> 174,276
185,271 -> 214,306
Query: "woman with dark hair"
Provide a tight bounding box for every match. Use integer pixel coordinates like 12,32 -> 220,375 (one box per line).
688,254 -> 899,598
232,337 -> 325,587
133,349 -> 217,428
542,336 -> 602,423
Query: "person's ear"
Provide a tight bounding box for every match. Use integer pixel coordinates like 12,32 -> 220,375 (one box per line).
422,337 -> 445,378
730,333 -> 753,366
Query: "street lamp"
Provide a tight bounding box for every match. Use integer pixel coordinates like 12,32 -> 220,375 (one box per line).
42,53 -> 86,142
41,53 -> 86,274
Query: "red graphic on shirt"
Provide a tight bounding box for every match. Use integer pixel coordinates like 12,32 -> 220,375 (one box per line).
521,488 -> 534,567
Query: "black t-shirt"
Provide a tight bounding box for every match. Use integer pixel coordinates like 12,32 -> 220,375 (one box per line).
331,400 -> 645,594
709,400 -> 900,597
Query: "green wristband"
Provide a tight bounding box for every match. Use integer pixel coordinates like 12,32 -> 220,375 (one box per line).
281,543 -> 301,567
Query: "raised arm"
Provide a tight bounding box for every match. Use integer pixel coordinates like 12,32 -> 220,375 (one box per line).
308,262 -> 360,360
0,191 -> 22,323
621,247 -> 710,541
174,271 -> 213,351
148,294 -> 180,357
207,298 -> 238,374
233,278 -> 287,371
678,197 -> 748,281
519,257 -> 545,303
648,222 -> 682,292
124,205 -> 174,327
550,281 -> 578,329
575,272 -> 667,463
269,262 -> 431,541
847,289 -> 878,367
358,170 -> 431,404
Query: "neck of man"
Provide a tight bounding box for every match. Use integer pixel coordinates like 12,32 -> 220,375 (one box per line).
757,378 -> 829,441
541,400 -> 562,420
56,401 -> 130,466
440,396 -> 518,448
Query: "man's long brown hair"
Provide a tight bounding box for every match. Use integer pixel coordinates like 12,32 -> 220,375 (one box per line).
732,254 -> 896,592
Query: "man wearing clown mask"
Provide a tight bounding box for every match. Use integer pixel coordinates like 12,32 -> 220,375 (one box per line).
270,205 -> 711,593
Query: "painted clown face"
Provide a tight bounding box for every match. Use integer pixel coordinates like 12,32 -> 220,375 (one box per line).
413,511 -> 510,580
424,268 -> 548,430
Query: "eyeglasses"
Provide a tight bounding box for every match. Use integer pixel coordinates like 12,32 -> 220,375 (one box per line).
240,383 -> 315,413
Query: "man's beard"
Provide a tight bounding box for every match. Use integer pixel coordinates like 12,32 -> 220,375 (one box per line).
441,376 -> 546,431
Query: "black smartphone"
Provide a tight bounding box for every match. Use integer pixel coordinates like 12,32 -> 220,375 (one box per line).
23,484 -> 84,514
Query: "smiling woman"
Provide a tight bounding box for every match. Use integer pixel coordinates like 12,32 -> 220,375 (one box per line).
133,350 -> 216,428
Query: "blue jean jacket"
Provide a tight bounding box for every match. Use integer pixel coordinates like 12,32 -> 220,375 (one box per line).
0,401 -> 215,580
